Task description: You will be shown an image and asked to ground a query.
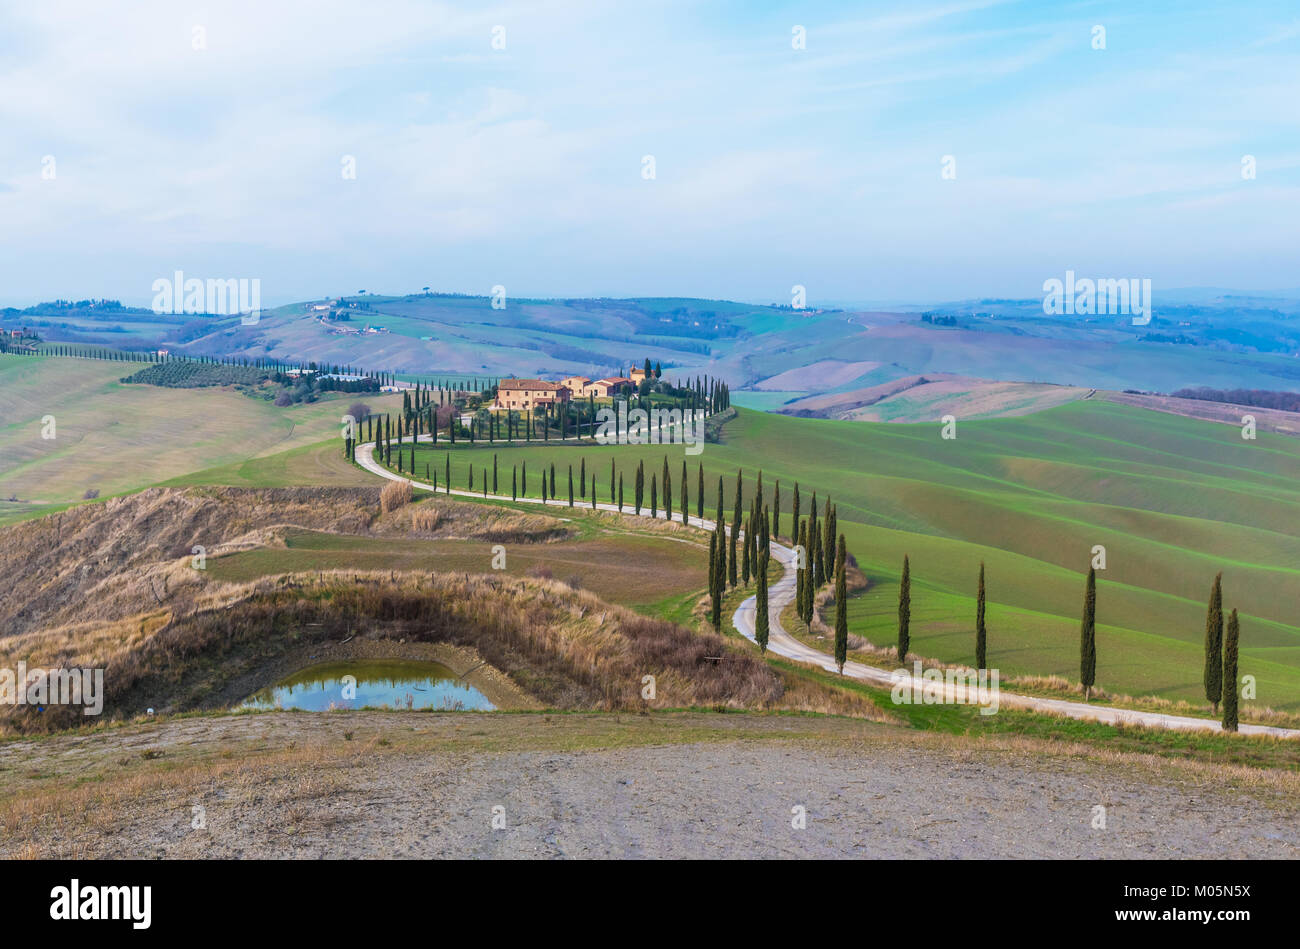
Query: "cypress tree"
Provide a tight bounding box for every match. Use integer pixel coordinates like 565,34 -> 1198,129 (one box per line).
1203,572 -> 1224,715
493,454 -> 498,494
808,493 -> 819,586
898,554 -> 911,660
834,534 -> 848,673
791,482 -> 800,533
708,526 -> 717,591
580,457 -> 586,497
795,520 -> 807,624
680,460 -> 688,524
709,529 -> 722,628
818,499 -> 833,589
664,464 -> 672,521
715,504 -> 727,586
975,562 -> 987,670
811,528 -> 824,593
729,470 -> 742,588
591,473 -> 597,509
521,461 -> 527,497
635,461 -> 644,514
568,466 -> 574,506
755,542 -> 769,654
618,473 -> 624,512
468,465 -> 473,491
662,456 -> 670,518
826,503 -> 836,568
512,466 -> 518,501
716,475 -> 724,526
445,453 -> 451,494
696,463 -> 704,520
1080,566 -> 1097,700
741,512 -> 752,585
650,473 -> 658,518
773,481 -> 781,540
1222,608 -> 1240,732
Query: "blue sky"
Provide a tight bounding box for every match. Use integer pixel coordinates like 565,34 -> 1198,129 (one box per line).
1,0 -> 1298,308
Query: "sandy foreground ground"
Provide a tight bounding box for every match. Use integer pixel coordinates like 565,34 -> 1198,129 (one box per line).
2,711 -> 1296,859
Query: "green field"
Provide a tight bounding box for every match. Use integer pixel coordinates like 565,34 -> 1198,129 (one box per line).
0,353 -> 405,514
12,349 -> 1299,714
382,402 -> 1300,710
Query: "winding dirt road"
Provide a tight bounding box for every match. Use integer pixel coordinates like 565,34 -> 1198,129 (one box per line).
356,437 -> 1298,739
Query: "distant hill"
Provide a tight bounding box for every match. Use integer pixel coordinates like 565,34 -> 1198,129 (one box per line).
7,288 -> 1300,398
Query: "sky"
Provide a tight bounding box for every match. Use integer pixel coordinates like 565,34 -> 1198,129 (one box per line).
1,0 -> 1299,309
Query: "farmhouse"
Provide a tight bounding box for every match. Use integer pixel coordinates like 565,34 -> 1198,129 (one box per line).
629,367 -> 648,383
588,376 -> 633,397
493,378 -> 572,411
559,375 -> 592,395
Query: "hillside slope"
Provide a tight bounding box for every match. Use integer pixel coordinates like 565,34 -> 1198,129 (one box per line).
0,354 -> 405,514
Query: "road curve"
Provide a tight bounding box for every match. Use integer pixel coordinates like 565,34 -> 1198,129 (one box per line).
355,437 -> 1299,739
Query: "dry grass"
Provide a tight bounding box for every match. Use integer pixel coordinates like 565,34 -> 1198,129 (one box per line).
379,479 -> 412,514
372,497 -> 569,543
0,486 -> 575,642
409,505 -> 440,532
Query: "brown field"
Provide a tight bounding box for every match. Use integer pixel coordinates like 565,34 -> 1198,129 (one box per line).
1101,390 -> 1300,437
779,373 -> 1087,422
207,529 -> 707,610
753,358 -> 883,392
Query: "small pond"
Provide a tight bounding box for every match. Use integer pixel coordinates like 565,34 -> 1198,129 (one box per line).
241,659 -> 494,712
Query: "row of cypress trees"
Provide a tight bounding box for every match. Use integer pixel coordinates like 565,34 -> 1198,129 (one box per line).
383,441 -> 1250,730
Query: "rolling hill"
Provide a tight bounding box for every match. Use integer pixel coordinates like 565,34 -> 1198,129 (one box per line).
382,402 -> 1300,710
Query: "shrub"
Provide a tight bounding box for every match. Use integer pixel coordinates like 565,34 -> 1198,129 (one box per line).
410,505 -> 440,532
82,488 -> 100,500
380,479 -> 412,514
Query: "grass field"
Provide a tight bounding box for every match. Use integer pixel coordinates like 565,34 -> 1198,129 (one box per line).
378,401 -> 1300,710
0,354 -> 404,515
206,525 -> 707,614
14,352 -> 1299,713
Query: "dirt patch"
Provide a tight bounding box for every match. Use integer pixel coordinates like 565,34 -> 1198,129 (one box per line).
2,711 -> 1295,859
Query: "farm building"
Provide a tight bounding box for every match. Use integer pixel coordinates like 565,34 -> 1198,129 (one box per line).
493,379 -> 572,411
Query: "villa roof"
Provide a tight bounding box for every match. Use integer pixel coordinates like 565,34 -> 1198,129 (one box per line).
497,378 -> 561,391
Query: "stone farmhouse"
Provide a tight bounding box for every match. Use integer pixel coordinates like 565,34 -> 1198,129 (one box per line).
493,378 -> 572,412
493,374 -> 635,411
